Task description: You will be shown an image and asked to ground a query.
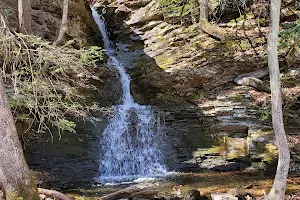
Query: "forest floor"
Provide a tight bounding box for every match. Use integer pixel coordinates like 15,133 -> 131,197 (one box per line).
62,171 -> 300,200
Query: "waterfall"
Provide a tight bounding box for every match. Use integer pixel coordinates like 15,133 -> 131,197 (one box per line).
91,6 -> 167,183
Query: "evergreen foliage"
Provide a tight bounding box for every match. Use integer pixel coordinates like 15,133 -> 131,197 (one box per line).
0,27 -> 103,136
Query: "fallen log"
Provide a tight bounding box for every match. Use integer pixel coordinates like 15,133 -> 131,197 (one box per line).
234,68 -> 270,93
198,19 -> 228,41
211,192 -> 238,200
234,68 -> 269,83
100,184 -> 157,200
235,77 -> 270,93
131,189 -> 159,199
38,188 -> 72,200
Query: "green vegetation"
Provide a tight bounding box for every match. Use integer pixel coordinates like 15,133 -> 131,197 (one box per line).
279,20 -> 300,63
258,106 -> 271,121
0,28 -> 103,135
157,0 -> 197,18
279,20 -> 300,48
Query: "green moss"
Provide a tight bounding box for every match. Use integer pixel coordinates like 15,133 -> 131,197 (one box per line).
19,174 -> 39,200
190,41 -> 202,51
155,92 -> 177,103
257,18 -> 267,26
6,175 -> 39,200
157,0 -> 196,18
254,37 -> 265,45
253,142 -> 267,154
281,73 -> 298,88
227,139 -> 248,159
250,130 -> 278,165
232,94 -> 245,102
226,40 -> 238,49
193,145 -> 225,157
240,40 -> 250,51
131,57 -> 156,74
183,24 -> 199,34
154,54 -> 176,69
258,107 -> 271,121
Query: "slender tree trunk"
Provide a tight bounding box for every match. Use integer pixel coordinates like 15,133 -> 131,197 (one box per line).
0,11 -> 39,200
199,0 -> 209,20
0,78 -> 39,200
267,0 -> 291,199
18,0 -> 32,34
55,0 -> 69,45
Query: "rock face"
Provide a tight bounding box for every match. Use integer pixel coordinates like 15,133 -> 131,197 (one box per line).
0,0 -> 123,188
93,0 -> 300,174
98,0 -> 267,99
1,0 -> 100,47
8,0 -> 299,188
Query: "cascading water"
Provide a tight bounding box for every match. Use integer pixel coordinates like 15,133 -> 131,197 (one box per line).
91,6 -> 167,183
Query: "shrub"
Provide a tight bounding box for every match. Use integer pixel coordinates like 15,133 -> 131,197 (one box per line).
0,24 -> 103,137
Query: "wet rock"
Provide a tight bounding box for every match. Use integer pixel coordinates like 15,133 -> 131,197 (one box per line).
228,188 -> 256,200
211,193 -> 238,200
130,34 -> 144,41
153,196 -> 167,200
185,189 -> 201,200
247,128 -> 278,168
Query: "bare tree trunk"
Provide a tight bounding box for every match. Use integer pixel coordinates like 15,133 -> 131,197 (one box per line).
199,0 -> 209,20
266,0 -> 291,199
0,10 -> 39,200
55,0 -> 69,45
0,78 -> 39,200
18,0 -> 32,34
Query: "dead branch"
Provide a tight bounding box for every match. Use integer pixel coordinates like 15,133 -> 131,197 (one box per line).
38,188 -> 72,200
100,184 -> 157,200
198,19 -> 227,41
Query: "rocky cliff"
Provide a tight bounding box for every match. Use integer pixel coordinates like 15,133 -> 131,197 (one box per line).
93,0 -> 300,174
0,0 -> 122,188
4,0 -> 299,188
1,0 -> 101,47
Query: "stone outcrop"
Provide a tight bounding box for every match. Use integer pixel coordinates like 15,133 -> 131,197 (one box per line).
1,0 -> 100,47
15,0 -> 300,188
97,0 -> 268,100
93,0 -> 300,174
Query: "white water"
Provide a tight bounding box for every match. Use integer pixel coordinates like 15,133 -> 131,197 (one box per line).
91,7 -> 167,183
